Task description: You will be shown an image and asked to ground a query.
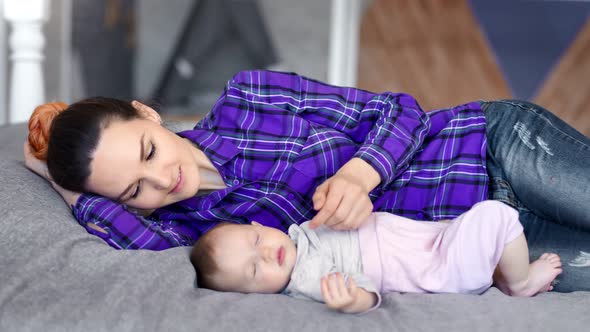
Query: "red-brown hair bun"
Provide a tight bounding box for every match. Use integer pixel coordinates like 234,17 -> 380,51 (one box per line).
28,101 -> 68,160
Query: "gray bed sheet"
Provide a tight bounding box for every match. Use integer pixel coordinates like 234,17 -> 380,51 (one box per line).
1,123 -> 588,332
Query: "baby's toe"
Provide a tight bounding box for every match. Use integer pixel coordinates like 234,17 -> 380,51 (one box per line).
548,254 -> 561,264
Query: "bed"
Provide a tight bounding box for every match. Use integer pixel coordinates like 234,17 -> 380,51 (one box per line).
1,122 -> 589,331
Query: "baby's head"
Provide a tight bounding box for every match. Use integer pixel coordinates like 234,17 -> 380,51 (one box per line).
190,222 -> 297,294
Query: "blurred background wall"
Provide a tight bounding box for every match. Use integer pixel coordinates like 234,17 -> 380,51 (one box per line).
34,0 -> 590,135
41,0 -> 336,116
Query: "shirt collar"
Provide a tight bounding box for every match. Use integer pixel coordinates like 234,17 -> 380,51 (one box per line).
176,128 -> 240,167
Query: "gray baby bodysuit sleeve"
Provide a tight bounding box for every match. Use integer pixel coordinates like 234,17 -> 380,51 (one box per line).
283,223 -> 381,313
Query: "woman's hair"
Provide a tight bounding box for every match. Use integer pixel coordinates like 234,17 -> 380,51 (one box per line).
27,97 -> 142,192
190,222 -> 234,290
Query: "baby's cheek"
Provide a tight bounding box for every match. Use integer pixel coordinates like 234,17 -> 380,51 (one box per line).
262,274 -> 284,293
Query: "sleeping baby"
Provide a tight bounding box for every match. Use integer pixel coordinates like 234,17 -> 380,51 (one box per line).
190,200 -> 562,314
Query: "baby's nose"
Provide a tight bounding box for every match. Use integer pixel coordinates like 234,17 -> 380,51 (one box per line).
261,246 -> 274,262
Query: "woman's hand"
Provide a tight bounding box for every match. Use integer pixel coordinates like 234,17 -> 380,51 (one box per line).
320,272 -> 378,314
24,141 -> 81,208
24,141 -> 52,181
309,158 -> 380,231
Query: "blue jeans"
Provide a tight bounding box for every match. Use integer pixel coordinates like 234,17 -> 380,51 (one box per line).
482,100 -> 590,292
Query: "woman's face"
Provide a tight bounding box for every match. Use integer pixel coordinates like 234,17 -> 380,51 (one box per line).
86,106 -> 201,209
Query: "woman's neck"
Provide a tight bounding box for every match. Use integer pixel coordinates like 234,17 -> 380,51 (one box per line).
199,162 -> 226,190
183,138 -> 226,191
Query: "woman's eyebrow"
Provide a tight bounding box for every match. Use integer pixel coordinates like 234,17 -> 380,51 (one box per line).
116,132 -> 146,201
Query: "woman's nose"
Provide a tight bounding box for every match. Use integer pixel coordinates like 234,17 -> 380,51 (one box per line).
145,169 -> 173,191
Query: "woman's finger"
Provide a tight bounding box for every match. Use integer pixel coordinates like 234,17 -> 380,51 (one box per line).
323,195 -> 352,228
312,182 -> 328,211
326,187 -> 367,230
319,179 -> 352,227
335,197 -> 373,231
309,184 -> 343,229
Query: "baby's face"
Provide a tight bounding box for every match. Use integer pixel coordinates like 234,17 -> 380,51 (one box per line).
211,222 -> 297,293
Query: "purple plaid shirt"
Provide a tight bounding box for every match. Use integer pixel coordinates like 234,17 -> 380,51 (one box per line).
73,70 -> 488,250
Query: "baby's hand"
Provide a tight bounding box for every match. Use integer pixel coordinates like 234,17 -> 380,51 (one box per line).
321,272 -> 363,313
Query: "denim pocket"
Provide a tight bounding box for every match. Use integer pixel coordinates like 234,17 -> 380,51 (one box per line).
488,176 -> 520,210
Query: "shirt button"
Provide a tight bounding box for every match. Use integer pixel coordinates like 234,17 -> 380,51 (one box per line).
416,212 -> 424,219
287,193 -> 295,200
233,179 -> 240,185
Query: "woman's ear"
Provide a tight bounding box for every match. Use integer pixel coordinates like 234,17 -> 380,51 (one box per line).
132,100 -> 162,125
251,221 -> 262,226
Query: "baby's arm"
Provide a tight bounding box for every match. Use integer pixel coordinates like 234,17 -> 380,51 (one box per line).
320,272 -> 379,314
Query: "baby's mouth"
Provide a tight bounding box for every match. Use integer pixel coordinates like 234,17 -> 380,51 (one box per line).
277,246 -> 285,266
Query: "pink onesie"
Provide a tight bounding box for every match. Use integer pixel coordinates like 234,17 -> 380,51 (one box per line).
358,200 -> 523,294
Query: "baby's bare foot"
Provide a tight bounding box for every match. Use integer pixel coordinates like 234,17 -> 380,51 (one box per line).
509,253 -> 562,297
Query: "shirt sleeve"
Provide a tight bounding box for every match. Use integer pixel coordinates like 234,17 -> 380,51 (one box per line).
228,70 -> 430,186
72,193 -> 201,250
346,272 -> 382,314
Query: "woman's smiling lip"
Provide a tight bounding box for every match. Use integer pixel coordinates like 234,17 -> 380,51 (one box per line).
170,166 -> 183,193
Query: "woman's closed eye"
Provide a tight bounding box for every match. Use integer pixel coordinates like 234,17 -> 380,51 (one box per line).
131,181 -> 142,199
131,142 -> 157,199
146,142 -> 156,161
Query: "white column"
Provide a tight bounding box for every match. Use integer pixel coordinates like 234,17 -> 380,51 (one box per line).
0,4 -> 6,125
327,0 -> 361,87
3,0 -> 49,124
59,0 -> 72,103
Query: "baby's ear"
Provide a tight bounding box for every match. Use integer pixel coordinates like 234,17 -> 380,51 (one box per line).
251,221 -> 262,226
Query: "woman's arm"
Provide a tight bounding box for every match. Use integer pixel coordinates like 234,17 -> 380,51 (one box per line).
24,142 -> 82,208
309,157 -> 380,230
227,70 -> 430,230
24,142 -> 200,250
228,70 -> 430,186
72,194 -> 201,250
49,180 -> 81,208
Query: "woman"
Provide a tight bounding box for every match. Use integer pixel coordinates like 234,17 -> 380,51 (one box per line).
25,70 -> 589,292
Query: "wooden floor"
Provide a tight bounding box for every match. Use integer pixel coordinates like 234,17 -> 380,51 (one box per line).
533,19 -> 590,136
358,0 -> 590,137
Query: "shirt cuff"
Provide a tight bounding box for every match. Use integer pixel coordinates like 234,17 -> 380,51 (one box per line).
354,144 -> 397,186
72,193 -> 104,227
356,291 -> 382,315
